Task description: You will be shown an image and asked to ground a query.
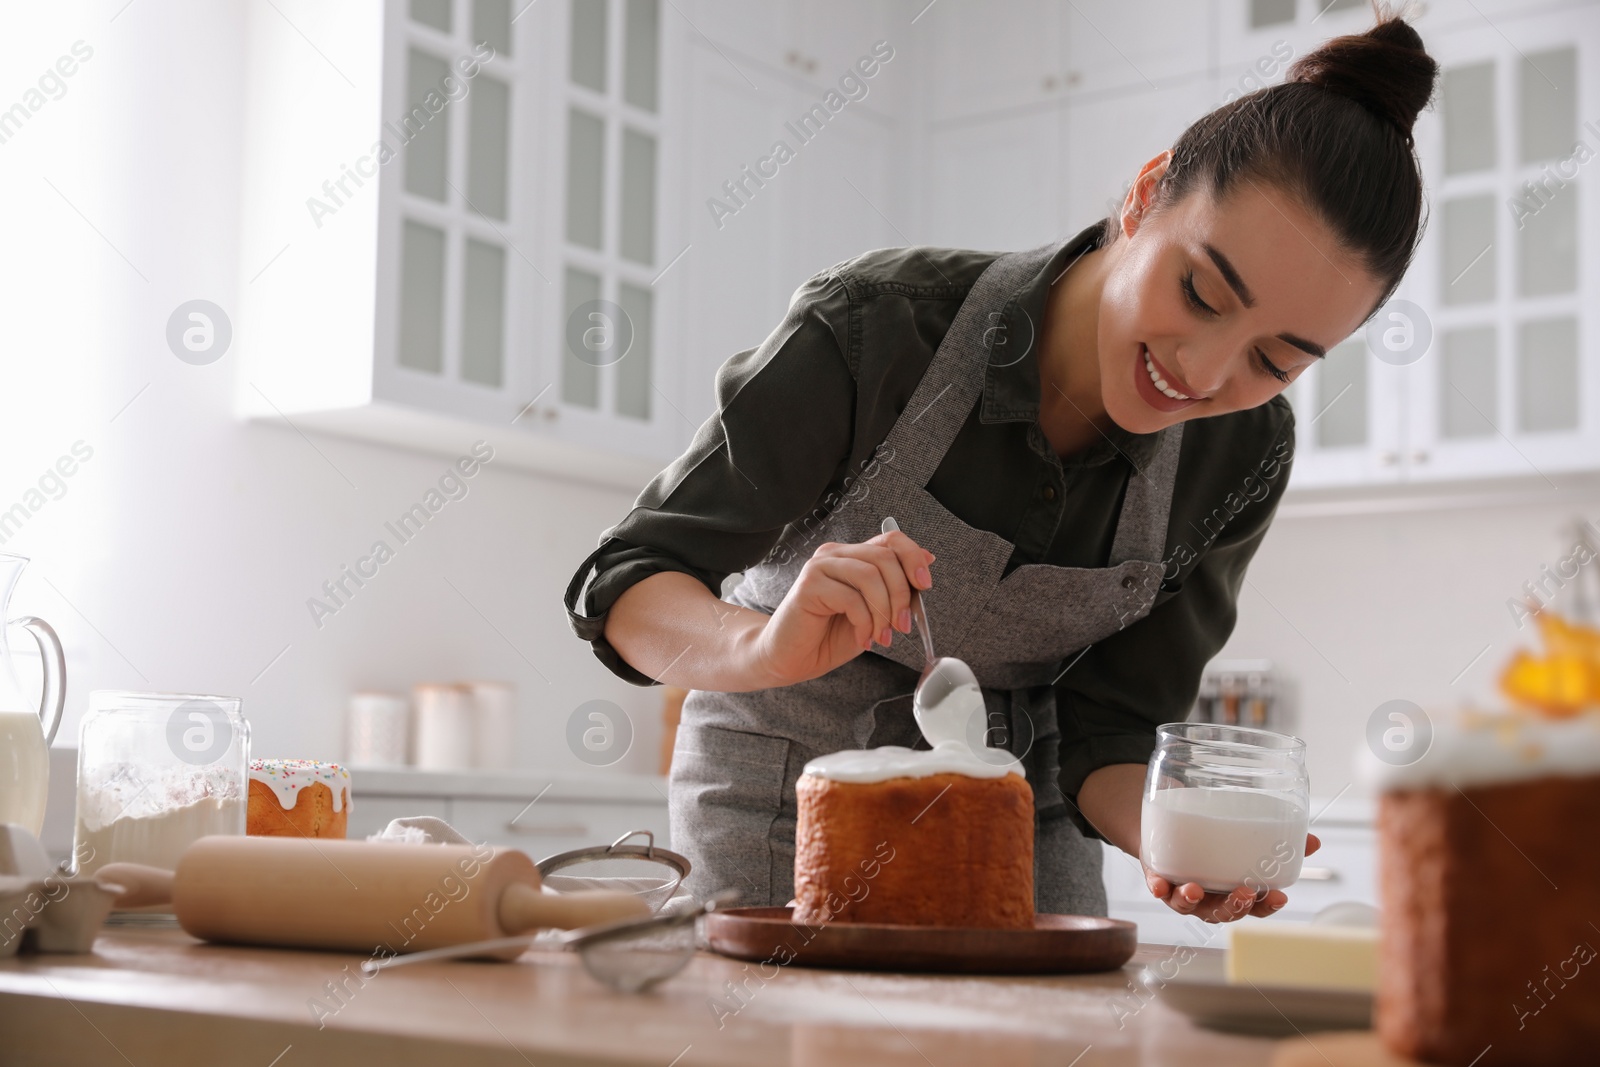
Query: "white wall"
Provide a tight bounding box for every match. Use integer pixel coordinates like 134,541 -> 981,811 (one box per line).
1229,483 -> 1600,801
0,0 -> 661,777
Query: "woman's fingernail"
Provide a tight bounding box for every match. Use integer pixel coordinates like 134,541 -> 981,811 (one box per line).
915,566 -> 931,587
897,609 -> 911,632
880,627 -> 893,646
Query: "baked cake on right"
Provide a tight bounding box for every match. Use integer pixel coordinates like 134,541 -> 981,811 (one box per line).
1367,705 -> 1600,1066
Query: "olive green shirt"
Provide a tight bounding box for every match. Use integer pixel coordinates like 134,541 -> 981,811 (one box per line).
564,218 -> 1296,840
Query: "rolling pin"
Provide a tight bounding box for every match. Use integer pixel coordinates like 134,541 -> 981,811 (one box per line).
96,836 -> 650,959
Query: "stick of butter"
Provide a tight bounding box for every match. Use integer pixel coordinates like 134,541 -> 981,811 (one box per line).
1226,921 -> 1378,992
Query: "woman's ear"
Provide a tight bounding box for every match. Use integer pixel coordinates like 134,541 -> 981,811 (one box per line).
1118,150 -> 1174,238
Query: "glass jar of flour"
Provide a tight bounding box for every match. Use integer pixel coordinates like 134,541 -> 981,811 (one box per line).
73,691 -> 249,880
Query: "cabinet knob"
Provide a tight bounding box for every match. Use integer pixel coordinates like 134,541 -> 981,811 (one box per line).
543,407 -> 559,422
1411,450 -> 1429,464
1379,451 -> 1399,466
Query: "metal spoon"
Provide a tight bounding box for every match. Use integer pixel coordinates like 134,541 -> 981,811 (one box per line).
880,517 -> 981,747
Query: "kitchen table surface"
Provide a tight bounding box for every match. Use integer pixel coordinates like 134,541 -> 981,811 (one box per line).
0,927 -> 1343,1066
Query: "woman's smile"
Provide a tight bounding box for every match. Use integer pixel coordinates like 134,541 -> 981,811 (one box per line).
1133,343 -> 1205,413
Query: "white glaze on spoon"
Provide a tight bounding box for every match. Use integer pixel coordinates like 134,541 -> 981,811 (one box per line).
914,676 -> 984,748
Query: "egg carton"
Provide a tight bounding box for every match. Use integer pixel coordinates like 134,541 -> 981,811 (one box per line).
0,823 -> 120,956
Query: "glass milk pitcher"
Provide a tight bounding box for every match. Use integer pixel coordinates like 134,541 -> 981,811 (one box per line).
0,554 -> 68,835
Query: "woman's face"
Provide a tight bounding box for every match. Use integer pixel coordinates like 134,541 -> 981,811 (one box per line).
1097,153 -> 1387,435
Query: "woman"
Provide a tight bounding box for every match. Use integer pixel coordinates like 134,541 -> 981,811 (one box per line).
566,10 -> 1437,923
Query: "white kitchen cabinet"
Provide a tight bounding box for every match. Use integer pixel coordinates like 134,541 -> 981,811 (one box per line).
922,109 -> 1066,252
677,32 -> 899,429
237,0 -> 685,490
1400,9 -> 1600,484
1061,79 -> 1221,235
1282,341 -> 1409,487
238,0 -> 906,490
681,0 -> 785,68
232,0 -> 1600,496
1217,0 -> 1371,71
1063,0 -> 1212,97
918,0 -> 1068,122
1250,4 -> 1600,488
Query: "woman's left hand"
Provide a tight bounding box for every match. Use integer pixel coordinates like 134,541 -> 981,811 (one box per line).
1144,833 -> 1322,923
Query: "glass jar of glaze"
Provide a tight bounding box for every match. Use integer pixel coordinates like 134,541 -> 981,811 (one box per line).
1140,722 -> 1309,893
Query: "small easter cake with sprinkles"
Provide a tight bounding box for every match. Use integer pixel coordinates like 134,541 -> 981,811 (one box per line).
247,759 -> 352,839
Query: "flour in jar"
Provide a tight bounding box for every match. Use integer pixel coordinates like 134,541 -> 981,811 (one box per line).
1141,787 -> 1307,893
74,794 -> 244,877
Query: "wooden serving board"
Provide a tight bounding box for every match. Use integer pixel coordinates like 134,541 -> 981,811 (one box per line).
703,907 -> 1137,974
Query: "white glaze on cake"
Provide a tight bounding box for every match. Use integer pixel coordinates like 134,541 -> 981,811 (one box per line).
1360,709 -> 1600,791
249,758 -> 351,812
801,739 -> 1022,782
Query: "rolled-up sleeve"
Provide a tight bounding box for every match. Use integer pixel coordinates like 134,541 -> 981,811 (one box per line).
1054,412 -> 1296,840
564,269 -> 858,685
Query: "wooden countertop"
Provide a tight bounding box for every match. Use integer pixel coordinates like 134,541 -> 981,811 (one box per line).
0,928 -> 1325,1067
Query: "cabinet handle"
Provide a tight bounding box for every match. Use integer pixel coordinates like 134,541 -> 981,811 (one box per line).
1411,450 -> 1429,464
542,407 -> 559,422
1298,866 -> 1340,882
1379,451 -> 1399,466
504,820 -> 589,836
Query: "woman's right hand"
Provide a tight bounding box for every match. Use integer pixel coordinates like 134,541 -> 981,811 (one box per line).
750,530 -> 934,688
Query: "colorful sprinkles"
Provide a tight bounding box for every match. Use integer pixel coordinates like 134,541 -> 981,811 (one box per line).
249,758 -> 351,812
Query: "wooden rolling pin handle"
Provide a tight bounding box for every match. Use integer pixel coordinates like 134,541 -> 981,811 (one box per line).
497,884 -> 650,934
94,863 -> 175,909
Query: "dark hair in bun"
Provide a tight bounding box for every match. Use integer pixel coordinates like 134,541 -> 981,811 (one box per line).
1149,3 -> 1440,310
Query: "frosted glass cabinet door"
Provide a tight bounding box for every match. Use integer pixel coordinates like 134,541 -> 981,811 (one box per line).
405,49 -> 452,201
565,108 -> 606,249
467,73 -> 511,220
399,220 -> 447,374
1283,340 -> 1405,488
472,0 -> 511,55
460,238 -> 506,387
543,0 -> 680,466
1401,13 -> 1598,483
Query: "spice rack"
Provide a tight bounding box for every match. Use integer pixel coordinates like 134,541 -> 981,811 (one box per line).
1190,659 -> 1280,731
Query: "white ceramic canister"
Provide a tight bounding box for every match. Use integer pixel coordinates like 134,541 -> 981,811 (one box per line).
464,681 -> 515,770
412,683 -> 474,770
345,691 -> 410,767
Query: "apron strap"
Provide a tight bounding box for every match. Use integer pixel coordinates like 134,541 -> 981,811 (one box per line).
1107,421 -> 1185,566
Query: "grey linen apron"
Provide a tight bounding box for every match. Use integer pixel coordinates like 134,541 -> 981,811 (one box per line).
668,239 -> 1184,916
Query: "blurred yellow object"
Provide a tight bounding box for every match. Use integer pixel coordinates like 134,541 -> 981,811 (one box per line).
1498,605 -> 1600,717
1535,610 -> 1600,661
1499,650 -> 1595,717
